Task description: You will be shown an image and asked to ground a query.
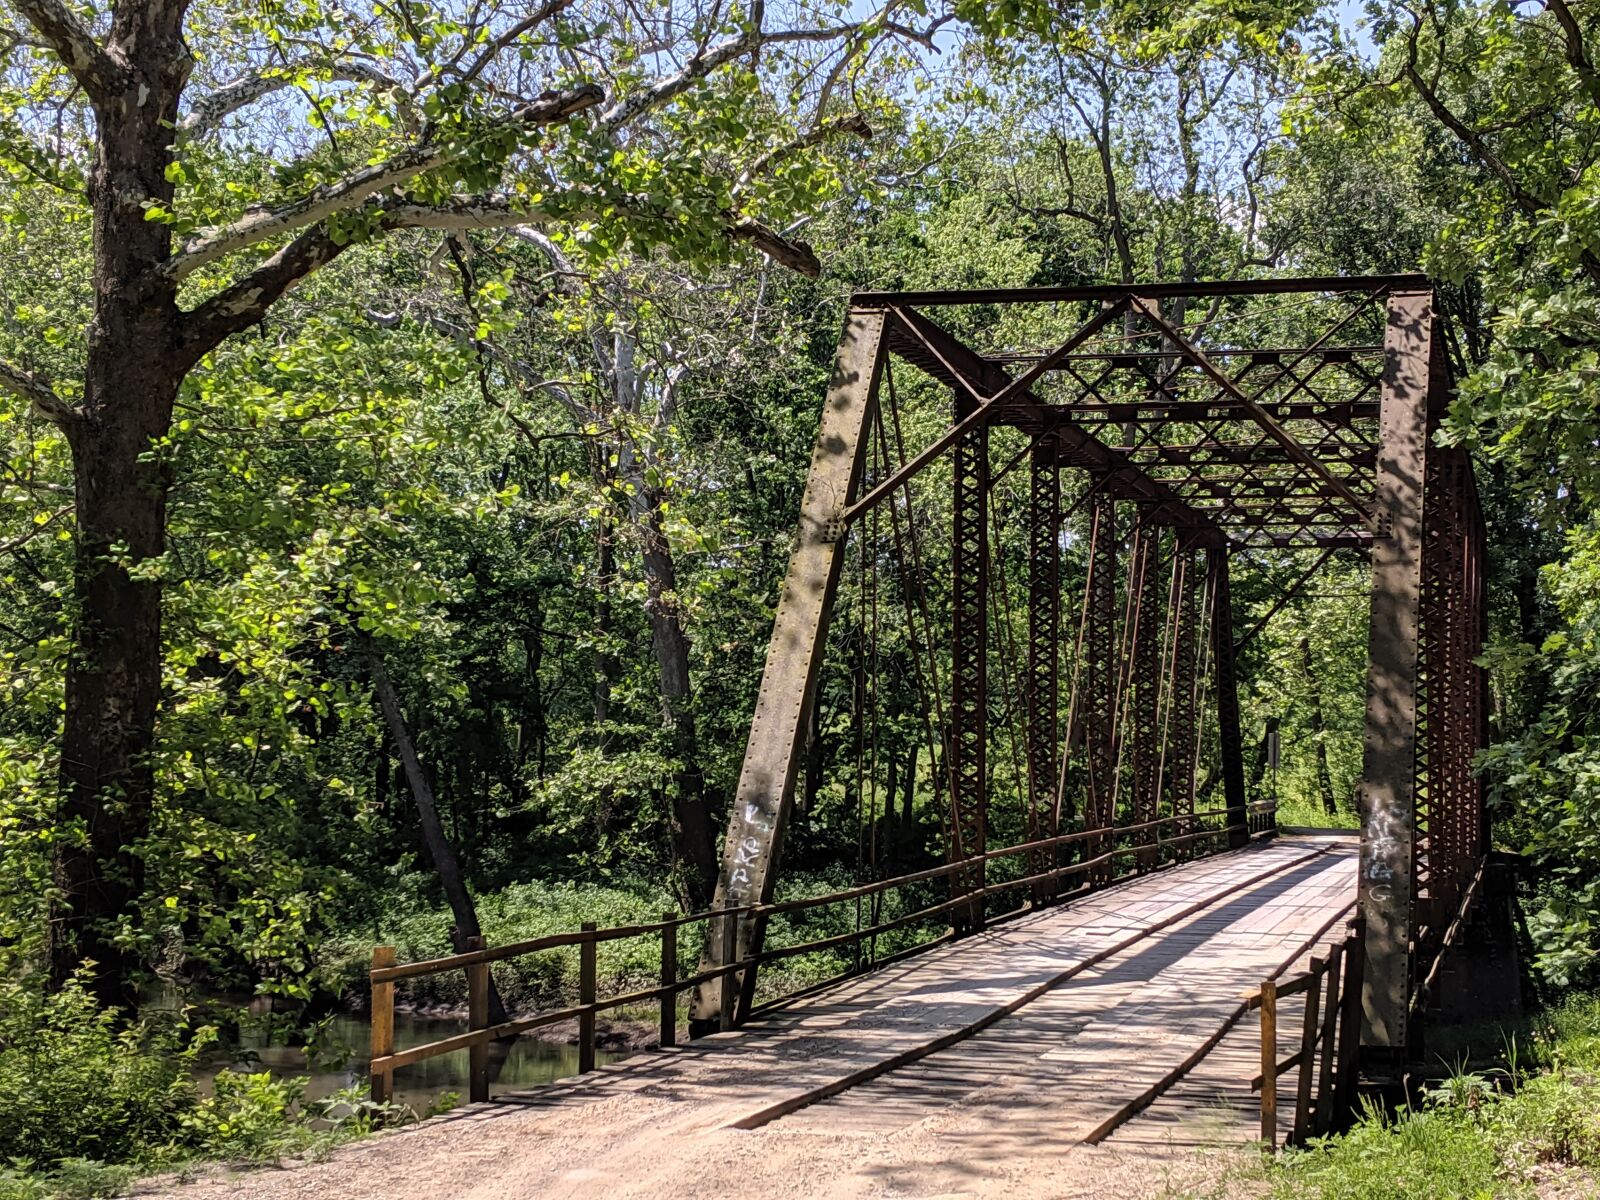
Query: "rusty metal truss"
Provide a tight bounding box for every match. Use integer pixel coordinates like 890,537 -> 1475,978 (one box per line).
691,276 -> 1487,1068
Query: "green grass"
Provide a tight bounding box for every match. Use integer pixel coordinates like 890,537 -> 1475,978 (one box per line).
1258,992 -> 1600,1199
1270,793 -> 1359,831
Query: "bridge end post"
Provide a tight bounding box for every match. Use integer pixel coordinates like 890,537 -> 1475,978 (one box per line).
687,307 -> 888,1035
1355,288 -> 1434,1069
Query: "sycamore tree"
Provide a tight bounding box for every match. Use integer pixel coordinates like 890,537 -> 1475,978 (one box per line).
0,0 -> 946,1007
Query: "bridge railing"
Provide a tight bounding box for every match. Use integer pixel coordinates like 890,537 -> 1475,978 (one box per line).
1248,915 -> 1364,1148
369,802 -> 1275,1104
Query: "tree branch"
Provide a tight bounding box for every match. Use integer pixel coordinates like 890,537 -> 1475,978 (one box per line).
726,215 -> 820,276
1546,0 -> 1600,109
0,359 -> 78,425
734,111 -> 872,192
10,0 -> 118,98
0,504 -> 71,555
389,194 -> 822,275
424,0 -> 574,90
161,82 -> 604,283
1401,22 -> 1548,219
599,20 -> 870,133
179,60 -> 402,137
181,226 -> 350,358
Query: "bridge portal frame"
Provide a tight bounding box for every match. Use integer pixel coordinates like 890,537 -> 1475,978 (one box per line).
690,276 -> 1486,1064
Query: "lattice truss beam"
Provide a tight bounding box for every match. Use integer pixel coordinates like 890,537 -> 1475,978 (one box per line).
694,277 -> 1486,1063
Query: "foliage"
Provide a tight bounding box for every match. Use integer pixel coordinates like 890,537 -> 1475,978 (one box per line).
0,0 -> 1598,1188
0,973 -> 411,1192
0,973 -> 200,1166
1267,993 -> 1600,1198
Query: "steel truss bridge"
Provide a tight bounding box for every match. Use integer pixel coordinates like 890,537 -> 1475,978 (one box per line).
694,274 -> 1488,1068
355,278 -> 1496,1196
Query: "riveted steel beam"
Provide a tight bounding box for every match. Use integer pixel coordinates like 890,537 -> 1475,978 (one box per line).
1084,492 -> 1120,885
949,403 -> 989,933
691,308 -> 888,1030
1026,437 -> 1062,898
1358,290 -> 1434,1058
1207,547 -> 1249,849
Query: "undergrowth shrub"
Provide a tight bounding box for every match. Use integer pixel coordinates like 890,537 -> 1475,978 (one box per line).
1271,991 -> 1600,1198
0,972 -> 198,1164
0,972 -> 415,1196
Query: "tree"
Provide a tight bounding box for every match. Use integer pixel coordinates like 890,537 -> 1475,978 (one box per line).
0,0 -> 937,1007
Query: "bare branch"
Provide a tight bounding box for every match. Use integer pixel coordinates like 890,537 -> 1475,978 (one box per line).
10,0 -> 118,98
161,82 -> 604,283
0,359 -> 78,425
427,0 -> 574,90
599,20 -> 868,133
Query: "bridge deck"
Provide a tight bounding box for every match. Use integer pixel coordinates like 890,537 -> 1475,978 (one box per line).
148,833 -> 1358,1200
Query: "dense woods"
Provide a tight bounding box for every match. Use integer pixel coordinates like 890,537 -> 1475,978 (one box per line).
2,0 -> 1600,1187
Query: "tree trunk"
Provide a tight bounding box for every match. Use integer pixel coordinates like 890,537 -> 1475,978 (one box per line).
1248,715 -> 1279,801
902,741 -> 917,830
802,693 -> 824,816
593,516 -> 616,730
636,497 -> 717,910
1301,637 -> 1337,815
47,13 -> 193,1009
368,644 -> 508,1026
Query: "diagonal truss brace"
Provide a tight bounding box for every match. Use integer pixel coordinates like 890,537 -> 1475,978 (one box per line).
1126,297 -> 1376,529
840,301 -> 1130,525
876,306 -> 1228,547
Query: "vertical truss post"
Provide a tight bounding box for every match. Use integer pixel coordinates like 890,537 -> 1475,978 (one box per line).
1419,413 -> 1489,935
1027,437 -> 1061,899
1357,290 -> 1434,1060
1162,546 -> 1201,860
1207,547 -> 1249,849
1128,516 -> 1165,870
690,308 -> 887,1032
949,405 -> 988,933
1083,489 -> 1119,885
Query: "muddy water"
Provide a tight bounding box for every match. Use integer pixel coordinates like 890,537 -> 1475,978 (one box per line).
201,1011 -> 628,1114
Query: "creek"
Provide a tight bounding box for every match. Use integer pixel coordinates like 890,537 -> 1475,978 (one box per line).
198,1008 -> 630,1114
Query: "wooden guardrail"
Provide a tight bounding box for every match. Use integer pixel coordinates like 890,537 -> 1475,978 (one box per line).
1248,915 -> 1365,1148
370,803 -> 1275,1104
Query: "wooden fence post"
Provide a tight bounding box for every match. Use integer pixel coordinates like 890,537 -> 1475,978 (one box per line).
1317,945 -> 1344,1134
1260,978 -> 1278,1148
1293,961 -> 1323,1145
579,922 -> 597,1074
719,910 -> 738,1030
660,913 -> 678,1048
466,935 -> 489,1103
371,946 -> 396,1105
1336,920 -> 1367,1120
